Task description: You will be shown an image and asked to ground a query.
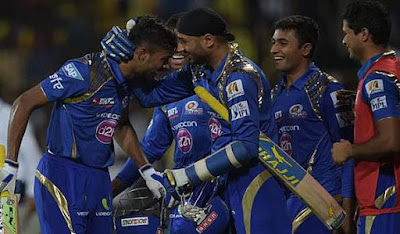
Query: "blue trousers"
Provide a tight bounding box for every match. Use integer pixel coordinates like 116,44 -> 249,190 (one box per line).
35,153 -> 113,234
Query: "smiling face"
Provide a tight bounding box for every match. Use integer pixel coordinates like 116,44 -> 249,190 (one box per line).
342,20 -> 363,61
270,28 -> 306,74
177,32 -> 208,65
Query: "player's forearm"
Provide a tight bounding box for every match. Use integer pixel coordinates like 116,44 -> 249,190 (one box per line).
114,124 -> 148,168
341,197 -> 356,234
7,90 -> 43,161
350,134 -> 400,160
111,178 -> 129,198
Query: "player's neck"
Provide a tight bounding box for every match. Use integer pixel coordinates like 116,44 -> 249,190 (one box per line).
360,44 -> 389,65
286,60 -> 312,87
208,43 -> 230,71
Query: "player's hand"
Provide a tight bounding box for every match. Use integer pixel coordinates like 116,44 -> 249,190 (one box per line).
332,139 -> 352,165
163,168 -> 191,200
0,159 -> 18,195
100,19 -> 136,63
139,164 -> 166,199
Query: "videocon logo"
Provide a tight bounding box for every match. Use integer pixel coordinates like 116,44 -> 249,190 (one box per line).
102,198 -> 110,210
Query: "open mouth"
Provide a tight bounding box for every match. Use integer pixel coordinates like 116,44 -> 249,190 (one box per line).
274,56 -> 284,62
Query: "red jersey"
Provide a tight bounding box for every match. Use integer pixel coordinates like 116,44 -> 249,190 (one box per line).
354,51 -> 400,216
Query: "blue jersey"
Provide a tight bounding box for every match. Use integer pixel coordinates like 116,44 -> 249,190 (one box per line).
271,64 -> 354,197
40,53 -> 131,168
133,46 -> 290,234
134,55 -> 277,158
117,95 -> 215,185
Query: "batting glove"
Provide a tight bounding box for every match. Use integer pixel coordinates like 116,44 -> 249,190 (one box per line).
100,20 -> 136,63
139,164 -> 166,199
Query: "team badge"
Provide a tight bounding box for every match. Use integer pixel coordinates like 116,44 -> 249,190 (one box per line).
289,104 -> 307,118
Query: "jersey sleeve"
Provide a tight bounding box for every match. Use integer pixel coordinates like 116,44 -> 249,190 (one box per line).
133,65 -> 195,108
40,60 -> 90,102
361,73 -> 400,121
341,158 -> 355,198
320,82 -> 354,142
225,72 -> 260,158
140,107 -> 174,160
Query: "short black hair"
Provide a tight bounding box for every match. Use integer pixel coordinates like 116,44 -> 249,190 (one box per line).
342,0 -> 391,46
274,15 -> 319,58
129,16 -> 177,54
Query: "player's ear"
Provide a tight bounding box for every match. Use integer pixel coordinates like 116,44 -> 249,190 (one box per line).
202,33 -> 215,48
135,46 -> 150,63
301,43 -> 312,58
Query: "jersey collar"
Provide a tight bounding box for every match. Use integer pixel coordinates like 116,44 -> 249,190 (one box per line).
281,63 -> 319,90
357,51 -> 396,80
106,56 -> 126,85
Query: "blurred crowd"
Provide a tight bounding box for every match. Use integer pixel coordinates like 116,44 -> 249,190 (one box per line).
0,0 -> 399,233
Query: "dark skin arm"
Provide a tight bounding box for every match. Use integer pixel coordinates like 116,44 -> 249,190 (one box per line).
113,106 -> 149,168
111,178 -> 129,198
332,117 -> 400,164
7,85 -> 48,161
340,198 -> 356,234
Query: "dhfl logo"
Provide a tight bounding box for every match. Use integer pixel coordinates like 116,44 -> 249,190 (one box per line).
196,211 -> 218,233
92,98 -> 115,108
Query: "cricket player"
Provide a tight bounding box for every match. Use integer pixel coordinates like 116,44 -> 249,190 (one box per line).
270,15 -> 355,233
102,8 -> 291,234
332,1 -> 400,233
1,16 -> 176,234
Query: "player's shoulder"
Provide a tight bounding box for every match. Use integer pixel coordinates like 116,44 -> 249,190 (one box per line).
363,70 -> 399,97
58,54 -> 92,81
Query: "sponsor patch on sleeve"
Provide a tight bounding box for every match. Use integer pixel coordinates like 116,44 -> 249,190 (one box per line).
62,62 -> 84,80
226,80 -> 245,101
370,96 -> 387,111
230,100 -> 250,121
335,111 -> 354,128
365,79 -> 384,97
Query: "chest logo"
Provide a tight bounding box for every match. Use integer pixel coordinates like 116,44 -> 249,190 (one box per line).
289,104 -> 307,118
177,128 -> 193,154
208,117 -> 223,141
168,107 -> 178,119
95,120 -> 117,144
185,101 -> 203,115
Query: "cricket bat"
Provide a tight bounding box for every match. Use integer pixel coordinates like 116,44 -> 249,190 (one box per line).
194,86 -> 346,230
0,145 -> 19,234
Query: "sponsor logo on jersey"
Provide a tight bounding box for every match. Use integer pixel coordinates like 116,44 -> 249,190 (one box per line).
62,63 -> 84,80
336,111 -> 354,128
168,107 -> 178,119
275,110 -> 282,123
172,121 -> 198,131
330,90 -> 353,108
196,211 -> 218,233
77,211 -> 89,216
95,120 -> 117,144
185,101 -> 203,115
96,112 -> 121,120
121,217 -> 149,227
230,101 -> 250,121
226,80 -> 245,101
209,117 -> 223,141
366,79 -> 384,97
177,128 -> 193,154
280,132 -> 293,156
49,73 -> 64,90
289,104 -> 307,118
279,125 -> 300,134
371,96 -> 387,111
92,97 -> 115,107
95,211 -> 112,216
